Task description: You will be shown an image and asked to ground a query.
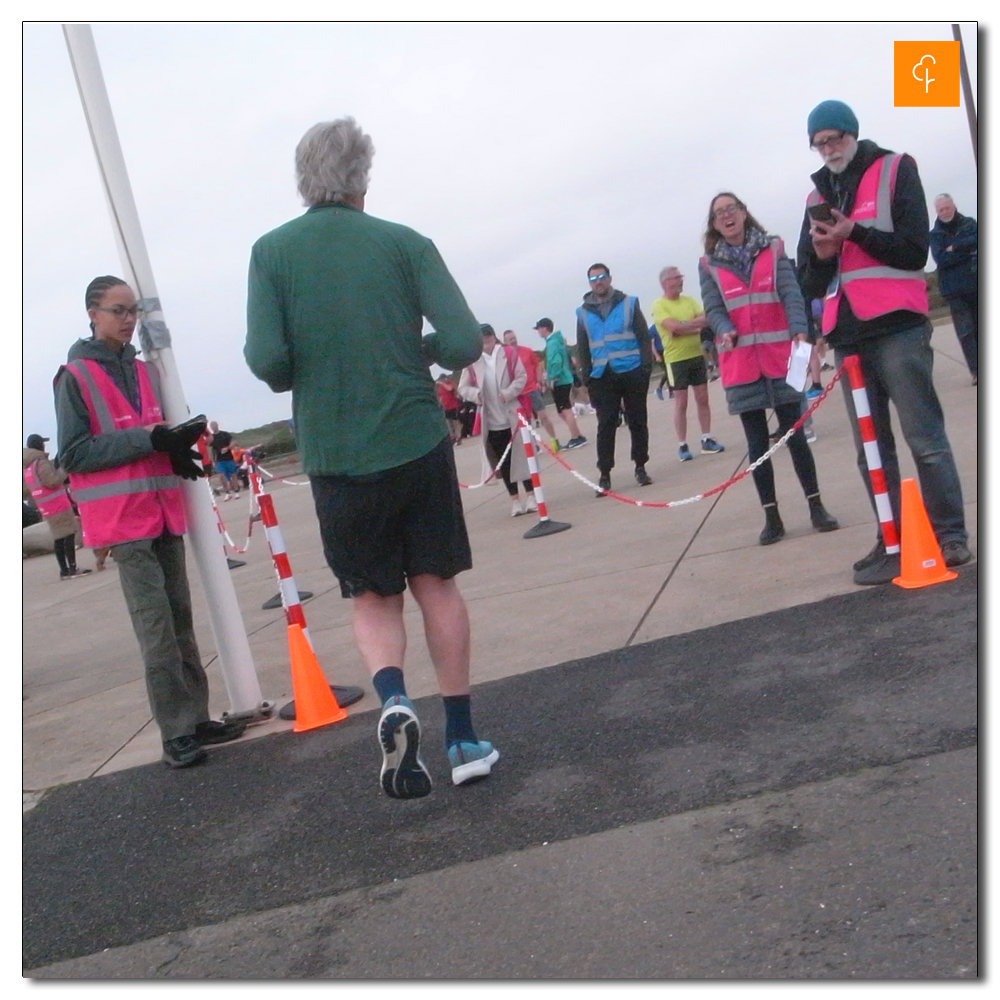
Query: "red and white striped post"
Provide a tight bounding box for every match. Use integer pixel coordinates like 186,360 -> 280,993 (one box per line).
842,354 -> 900,555
207,480 -> 246,568
248,460 -> 311,639
517,412 -> 571,539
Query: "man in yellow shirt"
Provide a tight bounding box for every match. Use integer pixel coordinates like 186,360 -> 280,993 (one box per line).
649,267 -> 724,462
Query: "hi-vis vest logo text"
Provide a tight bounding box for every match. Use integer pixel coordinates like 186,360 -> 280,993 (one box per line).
894,41 -> 960,107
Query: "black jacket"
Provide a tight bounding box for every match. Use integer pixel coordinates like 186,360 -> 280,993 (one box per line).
796,139 -> 930,348
929,213 -> 977,299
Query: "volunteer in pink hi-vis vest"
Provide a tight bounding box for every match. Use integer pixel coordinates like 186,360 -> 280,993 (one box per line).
699,192 -> 839,547
22,433 -> 91,580
53,275 -> 247,769
458,324 -> 537,518
796,100 -> 970,586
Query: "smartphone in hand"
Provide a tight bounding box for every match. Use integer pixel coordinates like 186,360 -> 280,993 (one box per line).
808,203 -> 836,224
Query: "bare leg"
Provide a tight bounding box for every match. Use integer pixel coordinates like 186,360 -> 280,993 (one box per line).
558,406 -> 583,439
537,408 -> 558,441
408,574 -> 471,696
672,387 -> 689,442
352,591 -> 407,675
693,382 -> 712,435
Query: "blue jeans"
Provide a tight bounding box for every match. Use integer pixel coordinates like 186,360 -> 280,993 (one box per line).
946,293 -> 978,377
836,323 -> 966,546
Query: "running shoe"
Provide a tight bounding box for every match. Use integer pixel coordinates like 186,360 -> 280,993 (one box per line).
448,741 -> 500,785
700,437 -> 725,454
511,498 -> 525,517
678,444 -> 693,462
524,493 -> 538,513
654,387 -> 664,400
564,436 -> 588,449
378,695 -> 432,799
805,384 -> 823,399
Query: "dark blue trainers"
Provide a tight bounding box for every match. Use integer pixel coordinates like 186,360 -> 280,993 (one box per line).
378,695 -> 432,799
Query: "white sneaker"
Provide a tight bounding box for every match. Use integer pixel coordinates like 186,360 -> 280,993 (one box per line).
511,498 -> 525,517
524,493 -> 538,513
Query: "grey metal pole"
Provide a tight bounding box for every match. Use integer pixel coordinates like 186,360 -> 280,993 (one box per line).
62,23 -> 274,723
952,23 -> 977,168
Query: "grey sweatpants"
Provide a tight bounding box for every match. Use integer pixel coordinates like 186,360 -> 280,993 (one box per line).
112,530 -> 210,741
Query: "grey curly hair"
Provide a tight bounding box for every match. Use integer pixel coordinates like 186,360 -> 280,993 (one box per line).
295,117 -> 374,207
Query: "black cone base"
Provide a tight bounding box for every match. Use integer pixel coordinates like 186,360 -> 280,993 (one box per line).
523,519 -> 572,539
279,685 -> 366,720
227,558 -> 247,569
262,590 -> 313,610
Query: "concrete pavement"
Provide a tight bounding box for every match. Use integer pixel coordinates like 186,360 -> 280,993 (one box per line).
22,320 -> 978,977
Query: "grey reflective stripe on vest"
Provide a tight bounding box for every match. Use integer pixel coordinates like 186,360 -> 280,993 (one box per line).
841,265 -> 925,283
66,361 -> 117,434
71,475 -> 181,503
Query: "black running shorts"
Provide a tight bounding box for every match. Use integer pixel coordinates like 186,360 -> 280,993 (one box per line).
666,355 -> 708,391
310,436 -> 473,598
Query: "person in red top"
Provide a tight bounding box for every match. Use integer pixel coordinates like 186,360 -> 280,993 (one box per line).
435,374 -> 463,443
503,330 -> 561,450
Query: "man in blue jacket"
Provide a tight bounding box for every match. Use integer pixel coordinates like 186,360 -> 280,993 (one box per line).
575,264 -> 654,495
930,194 -> 977,384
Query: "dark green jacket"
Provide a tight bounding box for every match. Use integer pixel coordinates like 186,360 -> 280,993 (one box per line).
245,202 -> 481,476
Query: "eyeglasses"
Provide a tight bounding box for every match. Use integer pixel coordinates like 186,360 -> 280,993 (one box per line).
810,130 -> 846,152
588,273 -> 610,283
712,204 -> 742,220
94,304 -> 142,319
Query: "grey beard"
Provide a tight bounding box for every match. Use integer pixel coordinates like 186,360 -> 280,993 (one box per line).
826,137 -> 859,175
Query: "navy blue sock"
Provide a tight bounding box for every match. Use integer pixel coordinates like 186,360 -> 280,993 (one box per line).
372,667 -> 406,705
443,695 -> 477,748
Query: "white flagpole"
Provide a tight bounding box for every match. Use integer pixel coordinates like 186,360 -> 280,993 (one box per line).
62,23 -> 274,723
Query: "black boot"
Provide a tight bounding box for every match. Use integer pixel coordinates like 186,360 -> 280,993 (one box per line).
759,503 -> 785,545
807,493 -> 839,532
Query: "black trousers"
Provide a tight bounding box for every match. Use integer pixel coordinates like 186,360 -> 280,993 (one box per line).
53,534 -> 76,576
486,428 -> 533,497
588,366 -> 650,474
740,403 -> 819,507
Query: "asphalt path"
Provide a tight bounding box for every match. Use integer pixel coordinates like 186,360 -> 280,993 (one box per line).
23,565 -> 977,976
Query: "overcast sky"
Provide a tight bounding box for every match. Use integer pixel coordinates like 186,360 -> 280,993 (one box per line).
22,20 -> 979,443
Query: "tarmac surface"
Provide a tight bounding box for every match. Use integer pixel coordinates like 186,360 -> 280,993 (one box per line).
22,320 -> 978,979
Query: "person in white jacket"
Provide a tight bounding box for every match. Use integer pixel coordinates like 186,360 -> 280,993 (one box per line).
458,325 -> 537,517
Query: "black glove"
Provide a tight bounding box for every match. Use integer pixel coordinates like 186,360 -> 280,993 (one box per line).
169,449 -> 206,481
150,416 -> 208,453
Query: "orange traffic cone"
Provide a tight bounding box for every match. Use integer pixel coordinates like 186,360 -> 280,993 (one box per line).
286,624 -> 348,732
892,478 -> 958,589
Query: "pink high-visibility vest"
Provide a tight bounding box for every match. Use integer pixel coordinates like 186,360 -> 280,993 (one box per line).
63,358 -> 186,548
23,461 -> 73,519
806,153 -> 928,335
701,238 -> 793,388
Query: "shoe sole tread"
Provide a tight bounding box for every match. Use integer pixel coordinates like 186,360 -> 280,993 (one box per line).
379,708 -> 432,799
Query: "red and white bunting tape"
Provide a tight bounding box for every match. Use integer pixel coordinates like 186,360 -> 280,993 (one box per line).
526,368 -> 845,509
841,355 -> 900,554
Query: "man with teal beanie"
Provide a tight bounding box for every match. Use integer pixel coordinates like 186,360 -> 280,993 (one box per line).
796,100 -> 970,585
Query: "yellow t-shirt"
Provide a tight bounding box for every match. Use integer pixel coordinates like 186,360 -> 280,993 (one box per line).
649,295 -> 706,365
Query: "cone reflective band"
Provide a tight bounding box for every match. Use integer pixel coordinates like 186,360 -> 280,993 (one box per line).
250,462 -> 308,635
842,354 -> 900,555
518,413 -> 552,521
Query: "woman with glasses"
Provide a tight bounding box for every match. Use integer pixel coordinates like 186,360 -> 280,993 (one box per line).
698,194 -> 839,545
53,275 -> 247,768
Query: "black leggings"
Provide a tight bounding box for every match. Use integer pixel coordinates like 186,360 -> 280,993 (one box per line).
740,402 -> 819,507
53,534 -> 77,575
486,428 -> 533,497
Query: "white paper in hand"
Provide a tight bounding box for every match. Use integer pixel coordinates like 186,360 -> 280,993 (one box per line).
785,340 -> 812,393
